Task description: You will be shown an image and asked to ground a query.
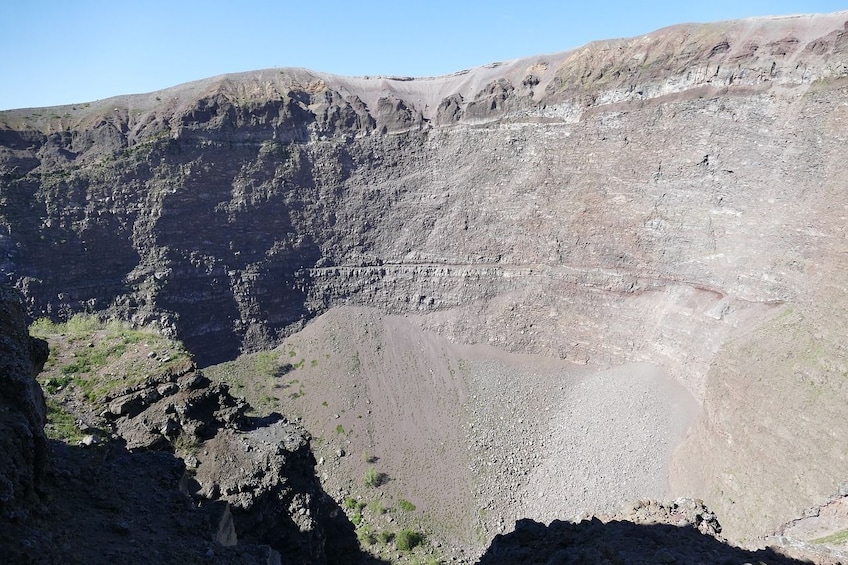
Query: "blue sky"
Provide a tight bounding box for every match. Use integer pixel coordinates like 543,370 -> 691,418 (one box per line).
1,1 -> 846,110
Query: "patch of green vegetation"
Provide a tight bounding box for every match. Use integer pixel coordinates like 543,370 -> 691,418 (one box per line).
813,529 -> 848,545
310,359 -> 318,367
395,529 -> 423,551
367,499 -> 385,515
356,523 -> 376,545
42,374 -> 72,394
364,466 -> 380,488
377,530 -> 393,544
44,398 -> 85,443
398,499 -> 416,512
61,341 -> 127,376
344,497 -> 365,511
205,347 -> 301,413
171,432 -> 200,457
350,512 -> 362,526
31,314 -> 191,402
255,350 -> 280,377
288,350 -> 296,358
31,314 -> 98,341
335,424 -> 345,435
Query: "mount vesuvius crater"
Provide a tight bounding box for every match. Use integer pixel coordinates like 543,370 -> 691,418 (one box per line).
2,10 -> 848,547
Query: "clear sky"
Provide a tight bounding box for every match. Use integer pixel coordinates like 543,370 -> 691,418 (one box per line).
1,1 -> 846,110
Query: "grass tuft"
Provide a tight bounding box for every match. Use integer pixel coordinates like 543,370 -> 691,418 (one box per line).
395,529 -> 423,551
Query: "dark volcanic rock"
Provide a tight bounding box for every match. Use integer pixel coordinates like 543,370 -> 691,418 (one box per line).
0,299 -> 371,564
478,498 -> 848,564
477,510 -> 806,565
0,285 -> 48,517
2,11 -> 848,547
82,363 -> 363,562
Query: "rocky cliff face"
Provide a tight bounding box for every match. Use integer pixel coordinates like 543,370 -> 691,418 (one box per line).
0,286 -> 48,519
2,10 -> 848,544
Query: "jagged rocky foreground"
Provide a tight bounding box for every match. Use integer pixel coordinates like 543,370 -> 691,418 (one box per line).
0,287 -> 365,564
478,499 -> 811,565
2,8 -> 848,559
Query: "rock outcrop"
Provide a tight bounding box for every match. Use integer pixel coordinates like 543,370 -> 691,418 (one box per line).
477,497 -> 848,564
2,9 -> 848,547
767,485 -> 848,564
477,499 -> 806,565
0,302 -> 367,564
91,363 -> 358,562
0,286 -> 48,519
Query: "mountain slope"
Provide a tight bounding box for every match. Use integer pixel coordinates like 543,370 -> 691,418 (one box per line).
1,10 -> 848,546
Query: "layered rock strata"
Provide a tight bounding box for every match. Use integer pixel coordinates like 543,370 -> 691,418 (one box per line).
1,10 -> 848,543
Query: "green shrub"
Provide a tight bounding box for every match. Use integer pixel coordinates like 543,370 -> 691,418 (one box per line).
43,374 -> 72,394
171,432 -> 199,456
398,499 -> 416,512
254,350 -> 280,378
396,529 -> 423,551
368,499 -> 385,515
356,524 -> 375,545
364,467 -> 380,488
377,530 -> 393,544
344,497 -> 365,512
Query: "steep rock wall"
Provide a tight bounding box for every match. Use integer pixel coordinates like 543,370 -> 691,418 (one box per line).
2,11 -> 848,542
0,286 -> 48,519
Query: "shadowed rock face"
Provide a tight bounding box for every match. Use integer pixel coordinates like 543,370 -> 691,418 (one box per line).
477,516 -> 807,565
1,10 -> 848,544
0,286 -> 48,517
